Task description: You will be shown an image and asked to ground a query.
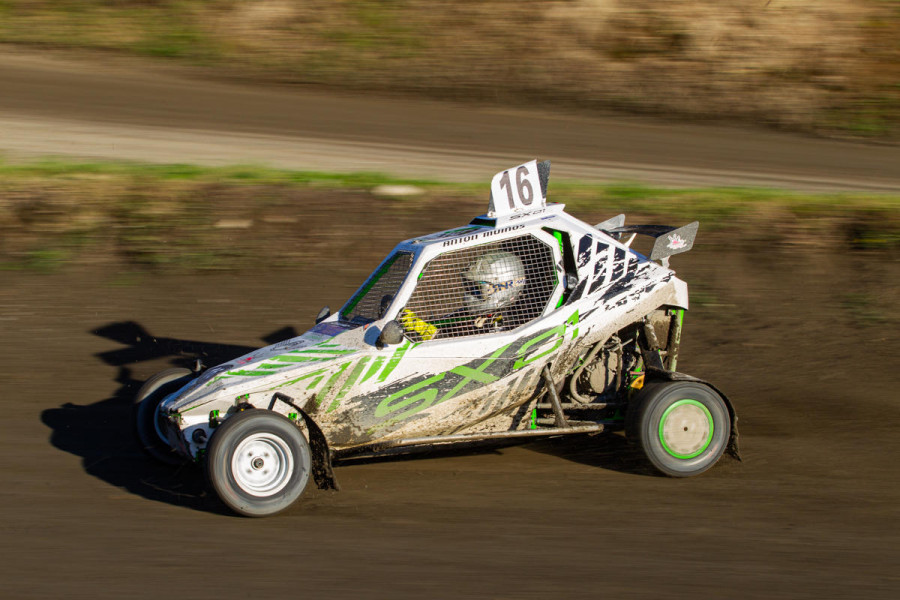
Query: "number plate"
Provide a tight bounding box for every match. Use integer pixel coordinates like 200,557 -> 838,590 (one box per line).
488,160 -> 546,217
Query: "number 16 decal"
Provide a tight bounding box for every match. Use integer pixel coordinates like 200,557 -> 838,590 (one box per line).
489,160 -> 545,216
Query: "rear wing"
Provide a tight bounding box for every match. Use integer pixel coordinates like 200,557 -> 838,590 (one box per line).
596,215 -> 698,266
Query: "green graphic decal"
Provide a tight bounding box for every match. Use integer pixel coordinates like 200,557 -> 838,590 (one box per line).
552,230 -> 566,308
272,343 -> 357,363
568,309 -> 579,340
219,369 -> 276,377
315,361 -> 352,407
270,355 -> 337,363
371,313 -> 580,431
374,373 -> 445,423
377,340 -> 412,382
373,344 -> 510,428
513,326 -> 564,370
273,367 -> 329,390
439,345 -> 507,402
512,310 -> 579,369
291,345 -> 357,355
329,358 -> 370,412
215,342 -> 358,379
361,356 -> 385,383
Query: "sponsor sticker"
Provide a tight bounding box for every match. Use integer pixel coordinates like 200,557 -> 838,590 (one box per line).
667,233 -> 687,250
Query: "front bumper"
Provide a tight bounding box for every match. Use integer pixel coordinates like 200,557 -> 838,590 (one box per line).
163,412 -> 192,458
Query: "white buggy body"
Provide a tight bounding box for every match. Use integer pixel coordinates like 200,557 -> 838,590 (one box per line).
136,161 -> 738,517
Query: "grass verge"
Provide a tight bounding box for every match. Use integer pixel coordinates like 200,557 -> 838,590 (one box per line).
1,159 -> 897,273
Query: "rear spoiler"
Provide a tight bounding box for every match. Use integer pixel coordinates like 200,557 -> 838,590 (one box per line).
596,215 -> 699,266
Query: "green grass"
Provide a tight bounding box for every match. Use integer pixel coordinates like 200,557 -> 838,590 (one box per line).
1,159 -> 897,272
0,159 -> 446,189
2,158 -> 897,212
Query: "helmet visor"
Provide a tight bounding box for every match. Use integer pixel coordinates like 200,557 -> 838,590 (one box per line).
464,279 -> 493,302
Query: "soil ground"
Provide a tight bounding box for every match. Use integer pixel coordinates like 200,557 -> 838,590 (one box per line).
1,198 -> 897,598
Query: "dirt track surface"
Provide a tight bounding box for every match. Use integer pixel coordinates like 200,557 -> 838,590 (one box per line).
1,51 -> 900,191
1,51 -> 899,598
1,194 -> 898,598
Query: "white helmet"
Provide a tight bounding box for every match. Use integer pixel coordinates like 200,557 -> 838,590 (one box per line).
463,251 -> 526,312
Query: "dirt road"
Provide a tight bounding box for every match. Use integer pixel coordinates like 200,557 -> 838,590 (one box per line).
1,51 -> 899,190
1,193 -> 898,598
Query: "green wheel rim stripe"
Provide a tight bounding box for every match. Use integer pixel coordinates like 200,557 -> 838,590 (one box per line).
658,399 -> 713,459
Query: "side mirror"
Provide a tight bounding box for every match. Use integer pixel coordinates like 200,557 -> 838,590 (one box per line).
377,320 -> 405,348
315,306 -> 330,324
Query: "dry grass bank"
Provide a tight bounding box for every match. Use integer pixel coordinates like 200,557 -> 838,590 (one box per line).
0,1 -> 897,136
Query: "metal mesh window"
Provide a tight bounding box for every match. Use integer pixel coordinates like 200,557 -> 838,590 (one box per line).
400,235 -> 556,341
341,252 -> 414,326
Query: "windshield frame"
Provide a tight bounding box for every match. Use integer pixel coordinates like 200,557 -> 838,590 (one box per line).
338,250 -> 416,327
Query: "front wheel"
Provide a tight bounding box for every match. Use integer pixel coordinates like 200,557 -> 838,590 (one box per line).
627,381 -> 730,477
206,410 -> 311,517
134,367 -> 193,465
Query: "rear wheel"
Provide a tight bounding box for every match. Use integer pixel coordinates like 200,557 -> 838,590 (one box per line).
206,410 -> 311,517
134,368 -> 193,465
627,381 -> 729,477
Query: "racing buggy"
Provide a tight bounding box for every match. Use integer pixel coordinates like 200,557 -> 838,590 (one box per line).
135,160 -> 739,517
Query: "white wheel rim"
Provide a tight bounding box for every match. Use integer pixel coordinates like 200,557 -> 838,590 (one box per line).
231,433 -> 294,497
660,400 -> 713,458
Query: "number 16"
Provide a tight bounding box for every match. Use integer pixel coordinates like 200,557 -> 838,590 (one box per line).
498,165 -> 535,209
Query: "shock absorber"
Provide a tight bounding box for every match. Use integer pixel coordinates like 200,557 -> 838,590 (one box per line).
666,308 -> 684,371
641,318 -> 665,371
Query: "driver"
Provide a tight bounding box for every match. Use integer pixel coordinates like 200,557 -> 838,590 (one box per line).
401,251 -> 526,340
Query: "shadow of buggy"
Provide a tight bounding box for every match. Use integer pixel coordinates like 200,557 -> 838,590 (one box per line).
40,321 -> 295,514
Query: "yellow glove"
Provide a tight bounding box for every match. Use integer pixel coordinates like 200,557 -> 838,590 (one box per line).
400,309 -> 437,341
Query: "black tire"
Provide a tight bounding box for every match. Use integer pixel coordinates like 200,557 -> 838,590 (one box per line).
134,367 -> 193,465
206,410 -> 311,517
626,380 -> 730,477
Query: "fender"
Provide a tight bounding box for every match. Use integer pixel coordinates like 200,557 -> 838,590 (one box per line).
268,393 -> 340,490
